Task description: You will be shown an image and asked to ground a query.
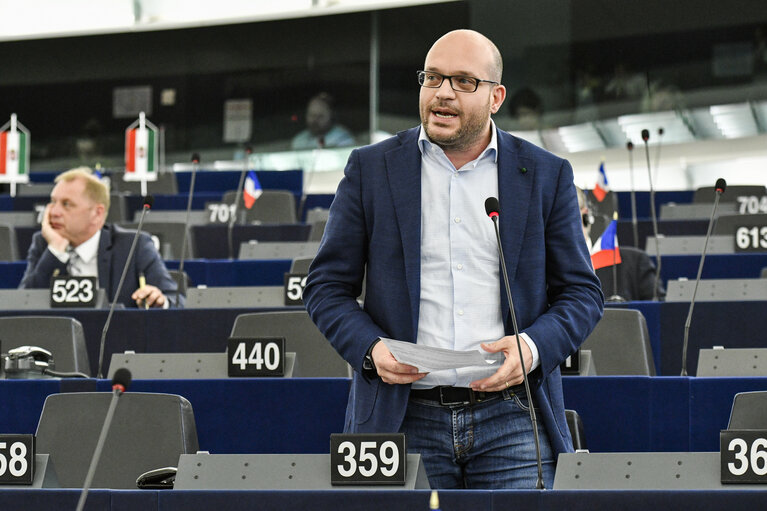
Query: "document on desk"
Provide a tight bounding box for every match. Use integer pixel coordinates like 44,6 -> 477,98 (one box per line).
381,338 -> 504,373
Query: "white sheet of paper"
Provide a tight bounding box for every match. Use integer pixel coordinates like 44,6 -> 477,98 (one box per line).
381,338 -> 503,373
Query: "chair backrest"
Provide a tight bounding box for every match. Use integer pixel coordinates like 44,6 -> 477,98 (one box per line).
124,221 -> 194,260
566,409 -> 587,451
308,220 -> 326,241
231,310 -> 351,377
305,207 -> 329,224
728,391 -> 767,429
223,189 -> 297,224
168,270 -> 192,296
239,241 -> 320,260
0,224 -> 18,261
290,257 -> 313,274
112,171 -> 179,195
35,392 -> 199,488
106,193 -> 128,224
0,316 -> 90,375
185,286 -> 285,308
580,308 -> 656,376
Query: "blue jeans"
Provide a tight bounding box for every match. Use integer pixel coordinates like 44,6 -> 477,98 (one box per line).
400,388 -> 556,489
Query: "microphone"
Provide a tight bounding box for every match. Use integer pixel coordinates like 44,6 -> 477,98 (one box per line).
228,146 -> 252,259
97,196 -> 153,378
641,129 -> 661,301
680,178 -> 726,376
484,197 -> 544,489
75,368 -> 132,511
626,140 -> 639,248
176,152 -> 200,307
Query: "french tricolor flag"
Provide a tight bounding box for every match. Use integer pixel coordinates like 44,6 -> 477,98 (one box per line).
593,162 -> 609,202
243,170 -> 263,209
590,219 -> 622,270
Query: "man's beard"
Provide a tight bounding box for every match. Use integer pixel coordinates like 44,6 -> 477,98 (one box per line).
421,101 -> 491,152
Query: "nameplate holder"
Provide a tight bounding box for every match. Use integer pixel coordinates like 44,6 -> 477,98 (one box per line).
283,273 -> 307,306
0,434 -> 35,485
49,276 -> 98,308
330,433 -> 407,486
227,337 -> 285,377
721,429 -> 767,484
206,202 -> 237,224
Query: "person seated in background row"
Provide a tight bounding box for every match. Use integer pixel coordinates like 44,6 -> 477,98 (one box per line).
577,186 -> 665,301
507,86 -> 544,131
19,167 -> 181,308
290,92 -> 356,150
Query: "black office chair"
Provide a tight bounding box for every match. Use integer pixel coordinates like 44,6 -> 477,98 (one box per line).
222,189 -> 297,224
0,316 -> 90,376
565,409 -> 587,451
580,308 -> 656,376
231,311 -> 350,377
35,392 -> 199,488
124,221 -> 194,260
728,392 -> 767,429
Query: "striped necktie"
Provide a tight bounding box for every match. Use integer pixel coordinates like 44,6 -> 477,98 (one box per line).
66,246 -> 80,276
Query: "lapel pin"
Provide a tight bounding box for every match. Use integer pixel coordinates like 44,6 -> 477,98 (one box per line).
520,167 -> 528,174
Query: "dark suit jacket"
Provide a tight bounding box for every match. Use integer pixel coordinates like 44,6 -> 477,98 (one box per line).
303,127 -> 604,456
596,246 -> 665,301
19,224 -> 181,308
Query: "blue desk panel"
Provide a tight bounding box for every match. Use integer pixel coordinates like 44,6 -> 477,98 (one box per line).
3,376 -> 767,455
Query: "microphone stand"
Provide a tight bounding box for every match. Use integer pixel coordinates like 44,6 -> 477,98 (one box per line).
97,199 -> 152,378
177,153 -> 199,308
626,141 -> 639,249
642,129 -> 661,301
681,180 -> 726,376
228,146 -> 251,259
486,198 -> 544,489
75,369 -> 131,511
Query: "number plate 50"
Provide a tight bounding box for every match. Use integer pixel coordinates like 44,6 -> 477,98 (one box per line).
330,433 -> 406,485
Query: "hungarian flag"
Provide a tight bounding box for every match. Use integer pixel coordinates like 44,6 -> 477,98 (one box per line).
590,219 -> 622,270
124,121 -> 157,181
0,125 -> 28,182
592,162 -> 609,202
243,170 -> 262,209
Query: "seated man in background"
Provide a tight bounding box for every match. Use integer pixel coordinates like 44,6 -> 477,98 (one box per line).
291,92 -> 355,150
577,187 -> 665,301
19,167 -> 180,308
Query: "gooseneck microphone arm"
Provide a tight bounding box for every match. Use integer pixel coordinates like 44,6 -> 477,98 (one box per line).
680,178 -> 726,376
485,197 -> 544,490
97,196 -> 153,378
626,141 -> 639,248
75,368 -> 132,511
642,129 -> 662,301
177,153 -> 199,307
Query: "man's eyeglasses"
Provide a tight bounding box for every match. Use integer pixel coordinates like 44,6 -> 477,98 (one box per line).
417,70 -> 499,93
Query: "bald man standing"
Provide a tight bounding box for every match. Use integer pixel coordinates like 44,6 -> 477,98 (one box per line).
304,30 -> 603,488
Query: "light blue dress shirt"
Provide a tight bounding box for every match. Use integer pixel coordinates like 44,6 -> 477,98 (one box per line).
413,122 -> 539,389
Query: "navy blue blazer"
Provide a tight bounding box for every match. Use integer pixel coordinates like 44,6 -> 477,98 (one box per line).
303,127 -> 604,456
19,224 -> 182,308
